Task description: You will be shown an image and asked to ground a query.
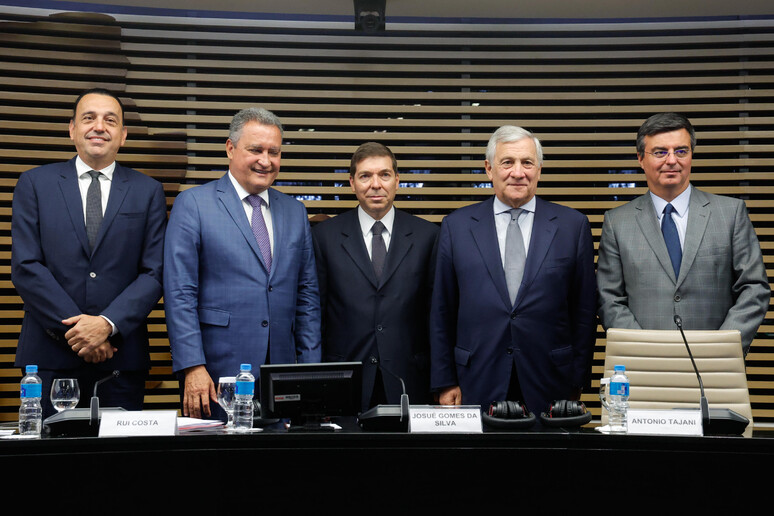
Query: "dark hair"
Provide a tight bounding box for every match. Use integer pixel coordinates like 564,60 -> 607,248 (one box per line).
72,88 -> 125,123
636,113 -> 696,155
349,142 -> 397,177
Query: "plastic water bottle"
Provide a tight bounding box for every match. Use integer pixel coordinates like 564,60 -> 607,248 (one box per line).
19,365 -> 43,437
233,363 -> 255,432
608,365 -> 630,434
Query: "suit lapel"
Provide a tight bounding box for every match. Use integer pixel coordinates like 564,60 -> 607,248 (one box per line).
92,164 -> 129,255
678,187 -> 710,288
634,193 -> 677,283
470,197 -> 511,309
267,188 -> 286,280
216,174 -> 269,274
58,158 -> 90,257
380,210 -> 413,287
340,209 -> 379,288
514,197 -> 558,309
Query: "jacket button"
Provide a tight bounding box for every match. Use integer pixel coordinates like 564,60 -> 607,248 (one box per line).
261,320 -> 269,327
674,294 -> 681,302
89,272 -> 97,278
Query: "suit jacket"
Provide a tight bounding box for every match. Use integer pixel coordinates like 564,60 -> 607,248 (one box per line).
430,196 -> 597,414
163,174 -> 321,386
11,157 -> 166,371
312,208 -> 439,410
597,187 -> 770,353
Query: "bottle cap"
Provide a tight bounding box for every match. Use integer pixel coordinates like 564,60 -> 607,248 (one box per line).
25,365 -> 38,374
614,365 -> 625,372
240,363 -> 251,371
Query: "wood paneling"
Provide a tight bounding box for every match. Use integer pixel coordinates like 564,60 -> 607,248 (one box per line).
0,8 -> 771,426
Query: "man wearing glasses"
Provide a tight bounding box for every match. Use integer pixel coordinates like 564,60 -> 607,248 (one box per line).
597,112 -> 769,355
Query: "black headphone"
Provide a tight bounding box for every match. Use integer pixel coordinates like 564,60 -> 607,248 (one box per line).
481,400 -> 536,429
538,400 -> 592,427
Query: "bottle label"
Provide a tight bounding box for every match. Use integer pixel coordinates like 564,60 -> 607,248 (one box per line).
236,381 -> 254,396
610,381 -> 629,396
21,384 -> 42,398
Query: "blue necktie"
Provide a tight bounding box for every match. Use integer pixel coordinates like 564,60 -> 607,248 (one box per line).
662,203 -> 682,278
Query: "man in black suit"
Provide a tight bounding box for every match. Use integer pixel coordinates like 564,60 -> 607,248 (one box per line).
312,142 -> 439,410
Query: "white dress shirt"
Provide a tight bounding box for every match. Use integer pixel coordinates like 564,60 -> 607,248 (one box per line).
650,184 -> 691,249
357,205 -> 395,259
493,195 -> 536,267
75,155 -> 114,219
228,171 -> 275,257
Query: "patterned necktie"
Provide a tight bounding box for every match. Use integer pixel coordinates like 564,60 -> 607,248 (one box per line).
504,208 -> 526,306
371,220 -> 386,280
247,194 -> 272,272
85,170 -> 103,251
662,203 -> 682,278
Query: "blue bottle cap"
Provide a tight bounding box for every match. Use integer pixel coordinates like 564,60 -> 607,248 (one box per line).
240,363 -> 251,371
25,365 -> 38,374
614,365 -> 625,372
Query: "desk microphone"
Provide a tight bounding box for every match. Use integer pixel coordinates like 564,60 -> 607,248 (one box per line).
358,364 -> 410,432
44,370 -> 126,437
673,315 -> 748,435
90,370 -> 120,427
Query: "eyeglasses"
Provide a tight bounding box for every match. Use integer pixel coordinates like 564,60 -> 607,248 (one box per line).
644,149 -> 691,160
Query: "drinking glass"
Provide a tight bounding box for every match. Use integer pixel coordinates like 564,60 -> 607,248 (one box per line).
50,378 -> 80,413
217,376 -> 237,428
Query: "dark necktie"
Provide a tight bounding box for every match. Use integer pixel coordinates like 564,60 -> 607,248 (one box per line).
504,208 -> 526,306
85,170 -> 103,251
247,194 -> 272,272
662,203 -> 682,278
371,220 -> 386,280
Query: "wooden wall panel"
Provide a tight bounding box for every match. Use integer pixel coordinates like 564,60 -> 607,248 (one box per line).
0,8 -> 771,426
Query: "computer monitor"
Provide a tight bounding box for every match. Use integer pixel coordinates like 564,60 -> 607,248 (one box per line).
259,361 -> 362,431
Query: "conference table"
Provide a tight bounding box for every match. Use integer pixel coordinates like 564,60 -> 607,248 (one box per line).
1,417 -> 770,511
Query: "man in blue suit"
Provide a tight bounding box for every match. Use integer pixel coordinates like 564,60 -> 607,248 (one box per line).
164,107 -> 321,419
12,88 -> 167,417
430,126 -> 596,416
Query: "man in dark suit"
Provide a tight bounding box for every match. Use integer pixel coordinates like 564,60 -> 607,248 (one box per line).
11,88 -> 166,417
312,142 -> 439,411
430,126 -> 597,416
164,107 -> 321,419
597,112 -> 769,354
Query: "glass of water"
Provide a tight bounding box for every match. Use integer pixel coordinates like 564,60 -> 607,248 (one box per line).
217,376 -> 237,429
50,378 -> 80,413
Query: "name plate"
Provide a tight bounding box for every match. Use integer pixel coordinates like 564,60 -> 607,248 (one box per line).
409,405 -> 482,433
627,409 -> 702,436
99,411 -> 178,437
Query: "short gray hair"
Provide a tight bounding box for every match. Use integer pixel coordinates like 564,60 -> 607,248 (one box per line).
485,125 -> 543,166
229,107 -> 284,143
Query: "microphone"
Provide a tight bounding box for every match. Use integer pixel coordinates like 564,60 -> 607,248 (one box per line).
358,364 -> 410,432
44,370 -> 127,437
377,365 -> 409,424
90,370 -> 120,427
673,315 -> 748,435
673,315 -> 710,431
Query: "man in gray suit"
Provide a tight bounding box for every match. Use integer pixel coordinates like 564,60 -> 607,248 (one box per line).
597,112 -> 770,354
